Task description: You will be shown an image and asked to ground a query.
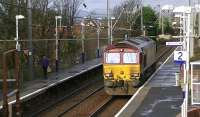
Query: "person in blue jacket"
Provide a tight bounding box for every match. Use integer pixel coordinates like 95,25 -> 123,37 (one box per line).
41,56 -> 49,79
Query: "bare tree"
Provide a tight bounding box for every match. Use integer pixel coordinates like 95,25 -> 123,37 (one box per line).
53,0 -> 83,26
31,0 -> 56,38
0,0 -> 18,40
113,0 -> 141,31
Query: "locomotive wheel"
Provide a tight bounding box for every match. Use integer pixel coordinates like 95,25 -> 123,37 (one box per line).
117,80 -> 124,87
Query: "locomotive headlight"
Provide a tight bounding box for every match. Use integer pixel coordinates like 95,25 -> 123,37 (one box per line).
131,73 -> 139,77
105,73 -> 113,77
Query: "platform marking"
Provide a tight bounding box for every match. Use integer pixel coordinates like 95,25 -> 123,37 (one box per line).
115,50 -> 175,117
0,63 -> 102,109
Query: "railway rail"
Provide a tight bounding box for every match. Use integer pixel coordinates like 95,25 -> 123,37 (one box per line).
90,97 -> 130,117
89,97 -> 114,117
57,87 -> 105,117
50,89 -> 110,117
31,78 -> 103,117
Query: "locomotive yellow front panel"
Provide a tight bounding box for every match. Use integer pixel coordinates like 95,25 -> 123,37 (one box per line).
103,64 -> 141,80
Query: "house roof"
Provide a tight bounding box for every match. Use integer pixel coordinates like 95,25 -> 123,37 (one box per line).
162,5 -> 174,10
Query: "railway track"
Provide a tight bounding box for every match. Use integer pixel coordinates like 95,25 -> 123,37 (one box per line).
89,97 -> 114,117
90,97 -> 130,117
25,45 -> 174,117
30,77 -> 104,117
157,47 -> 175,63
56,89 -> 110,117
57,87 -> 105,117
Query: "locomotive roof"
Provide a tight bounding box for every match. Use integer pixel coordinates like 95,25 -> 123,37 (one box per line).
128,37 -> 154,48
105,37 -> 155,51
115,37 -> 154,49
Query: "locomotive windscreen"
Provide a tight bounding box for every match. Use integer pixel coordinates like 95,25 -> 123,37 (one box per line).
123,53 -> 138,64
104,52 -> 138,64
105,53 -> 120,64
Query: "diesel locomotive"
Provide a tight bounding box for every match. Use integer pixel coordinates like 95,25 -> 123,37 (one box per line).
103,37 -> 156,95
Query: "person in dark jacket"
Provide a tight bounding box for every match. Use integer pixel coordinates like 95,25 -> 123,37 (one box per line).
41,56 -> 49,79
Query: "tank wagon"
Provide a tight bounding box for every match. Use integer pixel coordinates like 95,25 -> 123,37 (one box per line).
103,37 -> 156,95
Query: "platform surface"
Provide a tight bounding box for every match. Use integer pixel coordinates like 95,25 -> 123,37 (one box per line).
0,58 -> 101,107
116,53 -> 184,117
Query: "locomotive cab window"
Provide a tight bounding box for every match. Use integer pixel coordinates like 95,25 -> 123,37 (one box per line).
105,53 -> 120,64
123,53 -> 137,64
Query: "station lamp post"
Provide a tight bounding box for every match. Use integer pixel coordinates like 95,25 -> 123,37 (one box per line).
107,0 -> 111,44
15,15 -> 25,51
161,11 -> 164,34
55,16 -> 62,72
94,18 -> 102,58
81,18 -> 86,63
141,0 -> 144,36
97,20 -> 100,58
111,17 -> 115,44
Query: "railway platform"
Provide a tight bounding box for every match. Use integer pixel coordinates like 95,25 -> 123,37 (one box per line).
116,51 -> 184,117
0,58 -> 101,107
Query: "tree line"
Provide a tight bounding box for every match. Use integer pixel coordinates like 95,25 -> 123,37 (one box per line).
0,0 -> 82,40
0,0 -> 174,40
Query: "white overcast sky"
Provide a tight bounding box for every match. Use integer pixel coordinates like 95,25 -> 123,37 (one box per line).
82,0 -> 189,12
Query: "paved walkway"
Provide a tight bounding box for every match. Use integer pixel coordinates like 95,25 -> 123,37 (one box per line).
116,52 -> 184,117
0,58 -> 101,106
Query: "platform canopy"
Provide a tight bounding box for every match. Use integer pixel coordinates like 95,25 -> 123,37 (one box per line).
191,60 -> 200,65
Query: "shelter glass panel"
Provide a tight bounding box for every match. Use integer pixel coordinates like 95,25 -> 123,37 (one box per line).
193,65 -> 200,83
192,84 -> 200,103
192,64 -> 200,104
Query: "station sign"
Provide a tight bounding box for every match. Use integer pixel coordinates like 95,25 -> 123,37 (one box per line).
174,51 -> 187,64
166,42 -> 183,46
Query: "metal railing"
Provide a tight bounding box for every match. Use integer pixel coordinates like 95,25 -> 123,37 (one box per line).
2,49 -> 21,117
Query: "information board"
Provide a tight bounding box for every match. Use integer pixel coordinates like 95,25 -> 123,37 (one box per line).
166,42 -> 183,46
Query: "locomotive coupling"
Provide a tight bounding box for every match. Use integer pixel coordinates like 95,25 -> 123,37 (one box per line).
104,80 -> 125,87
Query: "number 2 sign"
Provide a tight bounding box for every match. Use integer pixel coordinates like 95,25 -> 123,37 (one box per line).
174,51 -> 187,64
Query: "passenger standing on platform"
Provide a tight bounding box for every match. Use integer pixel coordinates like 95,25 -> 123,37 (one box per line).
41,56 -> 49,79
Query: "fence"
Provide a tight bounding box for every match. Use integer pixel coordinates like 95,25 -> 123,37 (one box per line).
0,38 -> 113,84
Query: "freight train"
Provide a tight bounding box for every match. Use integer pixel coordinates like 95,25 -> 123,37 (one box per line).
103,37 -> 157,95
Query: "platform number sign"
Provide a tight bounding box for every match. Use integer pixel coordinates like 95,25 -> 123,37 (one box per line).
174,51 -> 187,64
